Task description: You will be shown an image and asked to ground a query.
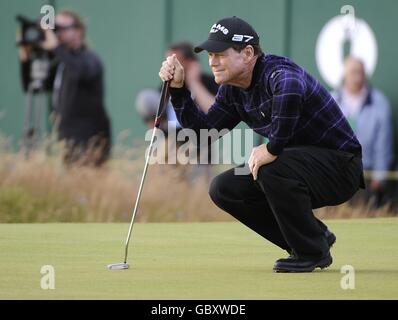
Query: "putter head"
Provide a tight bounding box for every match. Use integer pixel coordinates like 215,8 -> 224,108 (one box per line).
107,262 -> 129,270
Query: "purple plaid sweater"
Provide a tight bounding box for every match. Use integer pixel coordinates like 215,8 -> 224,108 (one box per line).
169,53 -> 362,157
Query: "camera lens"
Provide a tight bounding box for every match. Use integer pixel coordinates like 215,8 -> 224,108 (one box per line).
25,26 -> 41,43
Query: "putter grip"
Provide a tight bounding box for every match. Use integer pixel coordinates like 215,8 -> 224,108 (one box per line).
154,81 -> 170,128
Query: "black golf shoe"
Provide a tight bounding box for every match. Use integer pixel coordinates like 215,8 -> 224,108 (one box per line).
275,229 -> 336,273
273,252 -> 333,273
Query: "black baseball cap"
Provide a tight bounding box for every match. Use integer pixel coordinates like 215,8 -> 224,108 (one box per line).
194,16 -> 259,53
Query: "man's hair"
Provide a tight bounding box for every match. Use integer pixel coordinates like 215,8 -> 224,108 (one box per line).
58,10 -> 86,38
231,44 -> 263,56
168,41 -> 198,61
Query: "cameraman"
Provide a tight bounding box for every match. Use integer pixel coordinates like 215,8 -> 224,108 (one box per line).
19,10 -> 111,167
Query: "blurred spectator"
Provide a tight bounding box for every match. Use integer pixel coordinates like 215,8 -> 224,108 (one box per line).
331,56 -> 393,207
167,41 -> 218,113
135,41 -> 219,181
19,10 -> 111,167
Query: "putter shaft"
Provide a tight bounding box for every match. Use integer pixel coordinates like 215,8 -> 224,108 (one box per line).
123,81 -> 170,264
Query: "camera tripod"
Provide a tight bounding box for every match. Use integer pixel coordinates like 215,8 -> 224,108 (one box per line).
22,55 -> 51,158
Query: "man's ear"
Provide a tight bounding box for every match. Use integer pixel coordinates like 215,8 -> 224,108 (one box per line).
243,45 -> 255,61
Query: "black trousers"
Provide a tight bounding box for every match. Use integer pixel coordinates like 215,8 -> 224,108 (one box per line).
209,146 -> 364,258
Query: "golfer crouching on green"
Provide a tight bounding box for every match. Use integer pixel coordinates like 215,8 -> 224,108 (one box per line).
159,16 -> 365,272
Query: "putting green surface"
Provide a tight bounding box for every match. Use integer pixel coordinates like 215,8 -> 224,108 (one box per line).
0,218 -> 397,299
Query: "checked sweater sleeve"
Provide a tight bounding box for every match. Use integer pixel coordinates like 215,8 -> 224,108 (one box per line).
169,85 -> 241,133
266,70 -> 306,156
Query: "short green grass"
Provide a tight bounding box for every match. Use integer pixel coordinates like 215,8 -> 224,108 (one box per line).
0,218 -> 397,299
